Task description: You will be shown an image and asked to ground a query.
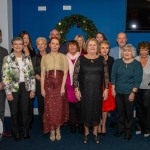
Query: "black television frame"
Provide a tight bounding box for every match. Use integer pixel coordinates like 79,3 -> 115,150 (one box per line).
125,0 -> 150,32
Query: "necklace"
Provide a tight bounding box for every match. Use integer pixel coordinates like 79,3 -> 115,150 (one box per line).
123,58 -> 134,68
86,54 -> 98,63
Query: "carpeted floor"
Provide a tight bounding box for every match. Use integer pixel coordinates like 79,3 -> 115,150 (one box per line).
0,116 -> 150,150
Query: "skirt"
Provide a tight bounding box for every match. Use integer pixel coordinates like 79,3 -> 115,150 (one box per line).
102,83 -> 116,112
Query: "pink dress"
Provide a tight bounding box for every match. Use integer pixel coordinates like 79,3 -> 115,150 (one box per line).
66,59 -> 77,103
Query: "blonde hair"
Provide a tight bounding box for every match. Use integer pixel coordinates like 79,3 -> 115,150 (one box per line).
36,37 -> 47,45
74,34 -> 86,50
86,38 -> 100,52
99,40 -> 110,54
120,44 -> 136,58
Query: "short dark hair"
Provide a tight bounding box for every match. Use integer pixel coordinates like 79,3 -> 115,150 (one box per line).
137,41 -> 150,54
67,40 -> 80,52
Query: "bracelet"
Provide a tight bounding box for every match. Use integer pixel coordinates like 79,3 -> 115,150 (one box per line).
131,91 -> 136,94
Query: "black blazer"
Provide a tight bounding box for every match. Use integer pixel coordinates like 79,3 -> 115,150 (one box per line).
0,46 -> 8,81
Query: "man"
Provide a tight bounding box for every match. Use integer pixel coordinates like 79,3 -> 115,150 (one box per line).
109,32 -> 127,60
0,29 -> 11,138
109,32 -> 127,128
47,29 -> 67,54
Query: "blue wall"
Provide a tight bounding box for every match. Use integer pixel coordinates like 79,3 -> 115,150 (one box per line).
13,0 -> 150,50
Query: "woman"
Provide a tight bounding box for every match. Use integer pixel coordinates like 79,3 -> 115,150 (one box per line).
2,37 -> 35,141
66,40 -> 81,134
19,31 -> 36,128
135,41 -> 150,137
41,37 -> 69,141
32,37 -> 47,131
95,32 -> 107,44
19,31 -> 36,58
74,34 -> 87,55
98,40 -> 115,136
73,38 -> 109,144
111,44 -> 143,140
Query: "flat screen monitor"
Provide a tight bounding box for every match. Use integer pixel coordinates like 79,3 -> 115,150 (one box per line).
126,0 -> 150,32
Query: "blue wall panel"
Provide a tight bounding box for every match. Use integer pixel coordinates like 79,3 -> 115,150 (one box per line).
12,0 -> 150,50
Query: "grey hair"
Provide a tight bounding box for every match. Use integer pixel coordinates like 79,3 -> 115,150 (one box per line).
120,44 -> 136,58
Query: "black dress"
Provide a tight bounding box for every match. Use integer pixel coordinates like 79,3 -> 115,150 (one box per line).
73,55 -> 109,127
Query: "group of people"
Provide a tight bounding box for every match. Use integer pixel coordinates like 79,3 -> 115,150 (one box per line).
0,28 -> 150,144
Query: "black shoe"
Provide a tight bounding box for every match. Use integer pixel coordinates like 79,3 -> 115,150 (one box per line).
114,131 -> 124,137
124,133 -> 131,140
109,122 -> 116,128
93,134 -> 100,144
2,131 -> 12,137
14,134 -> 21,141
101,132 -> 106,136
23,133 -> 30,140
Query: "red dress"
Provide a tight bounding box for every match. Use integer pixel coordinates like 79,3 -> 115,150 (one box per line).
43,70 -> 69,133
102,83 -> 116,112
102,56 -> 116,112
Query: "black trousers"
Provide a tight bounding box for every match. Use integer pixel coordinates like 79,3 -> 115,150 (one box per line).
28,97 -> 34,127
116,93 -> 134,135
0,89 -> 6,125
69,102 -> 82,125
136,89 -> 150,133
8,82 -> 30,135
36,80 -> 44,127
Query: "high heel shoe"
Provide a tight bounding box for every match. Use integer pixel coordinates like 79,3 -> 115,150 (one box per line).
83,134 -> 89,144
56,128 -> 61,141
93,134 -> 100,144
98,125 -> 102,135
50,130 -> 55,141
101,125 -> 106,136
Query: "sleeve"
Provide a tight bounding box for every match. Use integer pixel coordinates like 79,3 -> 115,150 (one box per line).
32,55 -> 39,75
103,59 -> 109,89
41,55 -> 45,72
28,57 -> 36,92
2,56 -> 12,95
73,57 -> 80,89
133,61 -> 143,88
63,55 -> 69,73
111,60 -> 117,85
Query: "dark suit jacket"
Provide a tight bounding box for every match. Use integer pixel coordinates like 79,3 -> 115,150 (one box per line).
0,46 -> 8,82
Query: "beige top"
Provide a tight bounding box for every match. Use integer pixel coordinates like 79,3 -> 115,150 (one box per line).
41,53 -> 68,73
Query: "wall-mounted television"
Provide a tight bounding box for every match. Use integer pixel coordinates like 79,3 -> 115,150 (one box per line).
126,0 -> 150,32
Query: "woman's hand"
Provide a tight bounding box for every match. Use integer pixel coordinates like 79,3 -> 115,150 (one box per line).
75,89 -> 82,101
112,86 -> 116,97
30,91 -> 35,99
41,89 -> 45,97
0,82 -> 4,90
103,89 -> 108,101
128,92 -> 135,102
7,94 -> 14,101
61,86 -> 65,96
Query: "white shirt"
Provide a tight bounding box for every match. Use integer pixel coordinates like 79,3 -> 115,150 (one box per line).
17,57 -> 25,82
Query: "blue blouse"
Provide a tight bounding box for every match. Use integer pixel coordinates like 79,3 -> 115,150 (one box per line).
111,58 -> 143,94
